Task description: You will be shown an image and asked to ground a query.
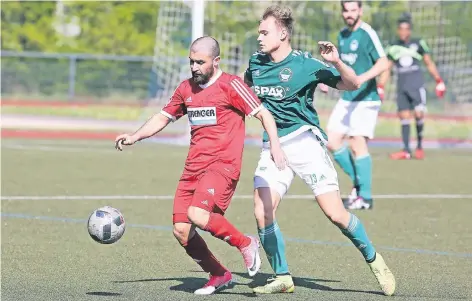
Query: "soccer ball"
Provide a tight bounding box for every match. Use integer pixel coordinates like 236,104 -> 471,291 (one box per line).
87,206 -> 126,244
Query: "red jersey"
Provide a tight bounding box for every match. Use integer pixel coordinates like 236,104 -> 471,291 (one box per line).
161,70 -> 262,180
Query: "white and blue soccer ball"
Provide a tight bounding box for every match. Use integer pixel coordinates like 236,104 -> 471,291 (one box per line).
87,206 -> 126,244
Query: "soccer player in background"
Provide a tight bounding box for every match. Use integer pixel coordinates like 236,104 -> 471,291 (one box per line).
378,13 -> 446,160
115,36 -> 287,295
323,0 -> 389,210
243,5 -> 395,296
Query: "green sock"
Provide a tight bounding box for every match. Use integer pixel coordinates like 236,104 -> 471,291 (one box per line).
341,213 -> 376,262
355,154 -> 372,200
258,221 -> 289,275
333,146 -> 357,185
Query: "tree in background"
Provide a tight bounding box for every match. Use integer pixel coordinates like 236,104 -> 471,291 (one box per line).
1,1 -> 159,56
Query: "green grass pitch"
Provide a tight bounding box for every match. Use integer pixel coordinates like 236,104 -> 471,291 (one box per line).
2,139 -> 472,300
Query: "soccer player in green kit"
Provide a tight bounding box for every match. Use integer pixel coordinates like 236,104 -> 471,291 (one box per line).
243,5 -> 395,296
325,1 -> 390,210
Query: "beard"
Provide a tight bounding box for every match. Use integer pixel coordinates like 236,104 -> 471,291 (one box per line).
192,68 -> 214,85
344,15 -> 360,28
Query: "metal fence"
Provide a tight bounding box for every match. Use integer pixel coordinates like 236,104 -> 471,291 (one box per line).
1,50 -> 157,103
2,48 -> 472,118
0,51 -> 248,104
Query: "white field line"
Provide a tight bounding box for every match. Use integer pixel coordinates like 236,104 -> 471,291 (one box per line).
2,194 -> 472,201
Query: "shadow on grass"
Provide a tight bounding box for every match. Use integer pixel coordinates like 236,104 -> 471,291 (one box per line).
86,291 -> 122,296
114,271 -> 383,296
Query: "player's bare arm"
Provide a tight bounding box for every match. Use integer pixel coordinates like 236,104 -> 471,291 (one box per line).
357,56 -> 389,85
115,113 -> 171,151
423,54 -> 446,98
378,60 -> 394,87
318,41 -> 361,90
377,60 -> 394,101
423,54 -> 441,81
253,107 -> 287,169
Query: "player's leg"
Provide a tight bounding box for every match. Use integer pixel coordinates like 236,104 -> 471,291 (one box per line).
327,99 -> 359,201
252,147 -> 295,294
316,191 -> 396,296
173,223 -> 229,275
412,87 -> 427,159
187,169 -> 261,277
346,101 -> 381,209
348,136 -> 372,209
172,183 -> 231,295
390,91 -> 413,159
293,134 -> 395,296
329,131 -> 358,187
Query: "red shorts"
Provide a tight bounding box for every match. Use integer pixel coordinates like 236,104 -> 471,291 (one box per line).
172,169 -> 238,224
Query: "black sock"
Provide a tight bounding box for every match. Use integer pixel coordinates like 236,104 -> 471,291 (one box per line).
401,120 -> 411,152
416,118 -> 424,149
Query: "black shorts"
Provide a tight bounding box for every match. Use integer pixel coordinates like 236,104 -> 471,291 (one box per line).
396,87 -> 427,112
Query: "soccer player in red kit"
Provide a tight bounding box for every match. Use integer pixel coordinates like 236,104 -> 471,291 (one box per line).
115,36 -> 286,295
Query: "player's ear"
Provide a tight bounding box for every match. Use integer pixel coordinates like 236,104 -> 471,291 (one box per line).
213,56 -> 220,67
280,29 -> 287,41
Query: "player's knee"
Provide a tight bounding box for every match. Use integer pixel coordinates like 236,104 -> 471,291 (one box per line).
327,133 -> 344,152
326,210 -> 349,228
400,118 -> 411,125
187,206 -> 210,229
398,110 -> 411,120
173,223 -> 192,245
414,112 -> 424,121
254,200 -> 273,225
349,137 -> 368,157
253,189 -> 275,226
326,142 -> 337,153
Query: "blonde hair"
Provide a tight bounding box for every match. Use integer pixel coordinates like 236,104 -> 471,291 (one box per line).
261,5 -> 294,40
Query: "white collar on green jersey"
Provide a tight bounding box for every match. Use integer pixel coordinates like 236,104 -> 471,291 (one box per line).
199,69 -> 223,89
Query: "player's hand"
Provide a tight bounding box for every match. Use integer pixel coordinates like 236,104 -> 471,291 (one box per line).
435,78 -> 446,98
377,85 -> 385,102
318,83 -> 329,94
115,134 -> 137,151
318,41 -> 340,64
270,145 -> 288,170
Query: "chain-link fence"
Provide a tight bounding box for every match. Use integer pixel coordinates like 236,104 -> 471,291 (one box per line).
1,51 -> 157,103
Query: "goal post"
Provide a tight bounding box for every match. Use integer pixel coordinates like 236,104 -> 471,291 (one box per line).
192,0 -> 205,43
145,0 -> 205,144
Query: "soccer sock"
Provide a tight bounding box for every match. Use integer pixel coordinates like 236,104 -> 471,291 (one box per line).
340,213 -> 376,262
258,221 -> 290,275
204,212 -> 251,249
355,154 -> 372,200
416,118 -> 424,149
332,146 -> 358,186
401,119 -> 411,152
183,232 -> 227,276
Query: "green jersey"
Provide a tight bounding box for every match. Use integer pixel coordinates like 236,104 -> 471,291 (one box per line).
245,49 -> 341,143
338,21 -> 385,101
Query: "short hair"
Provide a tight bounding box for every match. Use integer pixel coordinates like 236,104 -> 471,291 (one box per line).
190,36 -> 220,59
341,1 -> 362,9
261,5 -> 294,40
397,12 -> 413,27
